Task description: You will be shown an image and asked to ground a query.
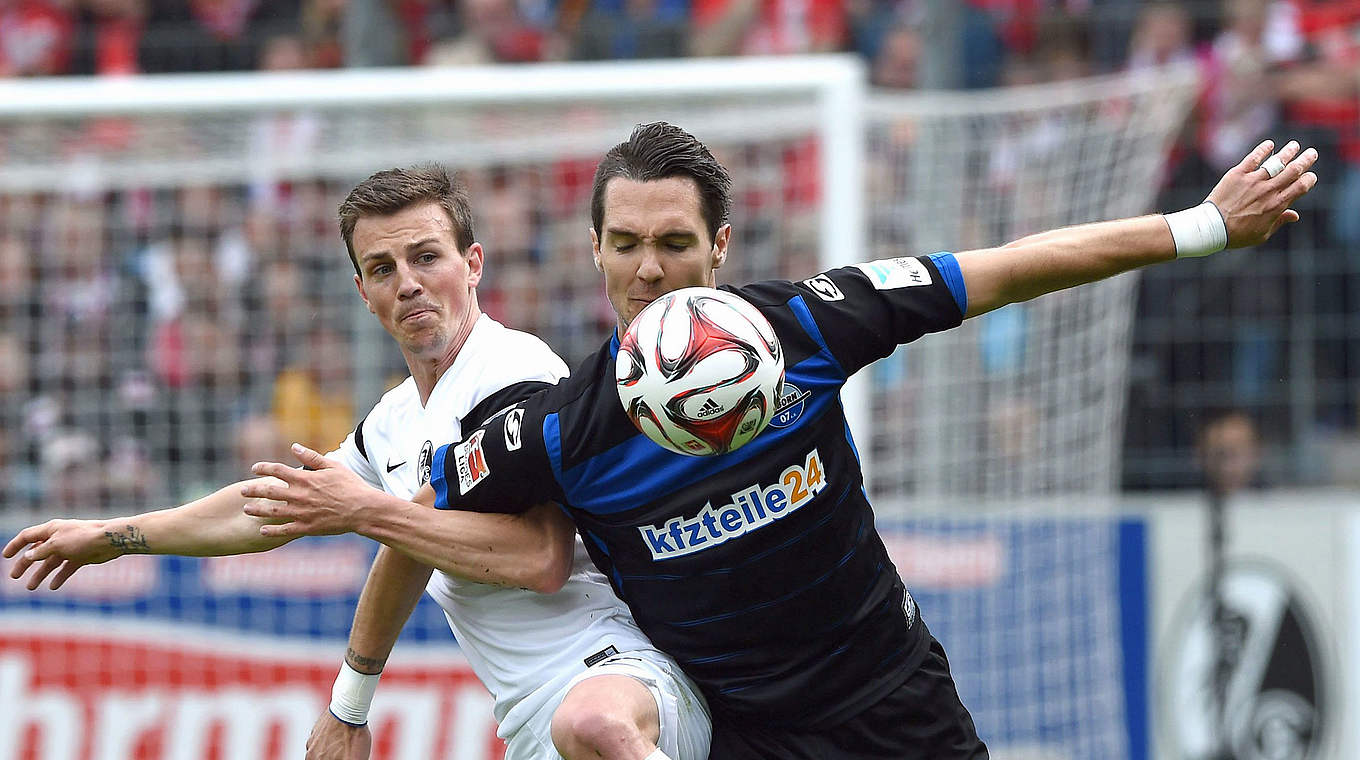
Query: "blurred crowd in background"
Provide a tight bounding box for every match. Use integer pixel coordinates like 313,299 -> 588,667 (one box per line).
0,0 -> 1357,512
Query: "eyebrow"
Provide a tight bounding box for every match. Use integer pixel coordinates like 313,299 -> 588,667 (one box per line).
605,228 -> 697,239
359,237 -> 444,263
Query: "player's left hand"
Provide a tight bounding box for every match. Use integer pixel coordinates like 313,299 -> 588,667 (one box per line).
242,445 -> 377,538
1207,139 -> 1319,249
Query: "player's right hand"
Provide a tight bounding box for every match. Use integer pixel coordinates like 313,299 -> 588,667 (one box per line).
1207,138 -> 1319,249
306,712 -> 372,760
3,519 -> 118,591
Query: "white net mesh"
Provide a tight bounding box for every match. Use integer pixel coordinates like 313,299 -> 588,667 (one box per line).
0,61 -> 1197,760
863,66 -> 1198,760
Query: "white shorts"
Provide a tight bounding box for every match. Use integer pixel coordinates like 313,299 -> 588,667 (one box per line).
505,648 -> 712,760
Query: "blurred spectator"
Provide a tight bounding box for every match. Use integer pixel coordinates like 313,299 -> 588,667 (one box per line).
1201,0 -> 1302,171
568,0 -> 689,60
872,23 -> 921,89
41,429 -> 103,509
271,324 -> 354,453
299,0 -> 344,67
232,414 -> 289,474
1274,0 -> 1360,247
77,0 -> 146,75
425,0 -> 551,65
1197,410 -> 1263,494
139,0 -> 301,73
0,0 -> 75,76
1125,1 -> 1196,71
690,0 -> 846,56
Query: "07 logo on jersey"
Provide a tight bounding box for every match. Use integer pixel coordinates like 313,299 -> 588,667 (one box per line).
455,430 -> 491,495
639,450 -> 827,560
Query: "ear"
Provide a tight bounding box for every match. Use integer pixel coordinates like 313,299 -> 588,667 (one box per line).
354,274 -> 375,314
711,224 -> 732,270
465,242 -> 485,287
590,227 -> 603,272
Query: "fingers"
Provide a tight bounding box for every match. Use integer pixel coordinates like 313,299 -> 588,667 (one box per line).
259,522 -> 302,539
4,522 -> 52,558
1237,139 -> 1275,174
8,547 -> 36,580
49,560 -> 81,590
251,460 -> 303,482
291,443 -> 335,470
26,554 -> 65,591
241,480 -> 287,501
242,498 -> 286,518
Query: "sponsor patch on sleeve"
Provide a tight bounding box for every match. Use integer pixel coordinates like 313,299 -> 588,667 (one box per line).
454,430 -> 491,495
504,407 -> 524,451
801,274 -> 845,301
855,257 -> 933,289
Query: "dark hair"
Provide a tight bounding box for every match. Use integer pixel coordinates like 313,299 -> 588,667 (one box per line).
338,165 -> 475,276
590,122 -> 733,243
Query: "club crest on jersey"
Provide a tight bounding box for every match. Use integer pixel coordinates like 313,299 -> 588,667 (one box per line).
856,257 -> 932,289
639,449 -> 826,560
418,440 -> 433,486
768,382 -> 811,429
801,274 -> 844,301
504,407 -> 524,451
455,430 -> 490,495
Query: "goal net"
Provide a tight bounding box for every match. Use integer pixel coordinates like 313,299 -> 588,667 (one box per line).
0,58 -> 1196,760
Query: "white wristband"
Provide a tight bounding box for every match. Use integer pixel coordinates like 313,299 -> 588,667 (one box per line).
1164,201 -> 1228,258
329,662 -> 381,726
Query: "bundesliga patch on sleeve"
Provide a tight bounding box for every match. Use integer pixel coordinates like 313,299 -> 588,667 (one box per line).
454,429 -> 491,495
855,257 -> 933,289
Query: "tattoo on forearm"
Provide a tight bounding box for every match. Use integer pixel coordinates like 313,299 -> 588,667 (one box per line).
104,525 -> 151,554
346,648 -> 386,674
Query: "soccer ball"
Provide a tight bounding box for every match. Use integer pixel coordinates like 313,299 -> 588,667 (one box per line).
616,287 -> 784,456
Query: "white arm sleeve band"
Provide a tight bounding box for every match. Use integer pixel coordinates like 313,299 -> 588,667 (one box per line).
329,662 -> 381,726
1165,201 -> 1228,258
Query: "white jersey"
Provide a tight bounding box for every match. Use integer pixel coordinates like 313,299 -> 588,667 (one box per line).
328,315 -> 657,741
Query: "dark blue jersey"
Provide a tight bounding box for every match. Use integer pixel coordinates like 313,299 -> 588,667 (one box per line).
432,254 -> 968,727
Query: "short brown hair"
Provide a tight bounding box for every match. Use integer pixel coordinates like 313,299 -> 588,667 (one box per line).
338,165 -> 475,275
591,122 -> 732,244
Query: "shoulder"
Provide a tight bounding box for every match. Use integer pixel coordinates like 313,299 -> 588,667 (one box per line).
361,376 -> 419,433
471,317 -> 569,385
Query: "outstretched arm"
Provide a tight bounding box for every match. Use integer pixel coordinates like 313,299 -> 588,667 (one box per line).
957,139 -> 1319,317
3,478 -> 295,591
242,445 -> 575,593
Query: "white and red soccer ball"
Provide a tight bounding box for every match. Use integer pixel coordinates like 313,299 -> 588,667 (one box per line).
616,287 -> 785,456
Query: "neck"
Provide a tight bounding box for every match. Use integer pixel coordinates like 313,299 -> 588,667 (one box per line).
409,304 -> 481,405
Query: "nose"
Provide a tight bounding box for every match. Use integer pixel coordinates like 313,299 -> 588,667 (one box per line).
636,246 -> 664,283
396,263 -> 423,299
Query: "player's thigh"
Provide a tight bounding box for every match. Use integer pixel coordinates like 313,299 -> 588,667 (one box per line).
836,637 -> 987,759
557,650 -> 712,760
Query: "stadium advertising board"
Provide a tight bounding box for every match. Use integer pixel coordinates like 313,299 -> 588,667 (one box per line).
0,536 -> 503,760
1145,494 -> 1355,760
879,515 -> 1148,760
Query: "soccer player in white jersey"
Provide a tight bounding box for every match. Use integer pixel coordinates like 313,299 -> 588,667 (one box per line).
4,166 -> 709,760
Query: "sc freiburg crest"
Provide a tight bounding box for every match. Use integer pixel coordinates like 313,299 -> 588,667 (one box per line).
418,440 -> 433,486
1160,560 -> 1330,760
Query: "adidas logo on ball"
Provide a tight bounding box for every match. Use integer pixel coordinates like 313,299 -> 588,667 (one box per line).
616,287 -> 785,457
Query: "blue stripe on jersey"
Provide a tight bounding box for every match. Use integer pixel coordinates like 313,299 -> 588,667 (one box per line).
559,353 -> 844,515
544,412 -> 565,484
431,442 -> 452,510
787,294 -> 846,380
926,251 -> 968,315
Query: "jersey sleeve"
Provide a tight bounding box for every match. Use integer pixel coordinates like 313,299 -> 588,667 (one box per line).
327,413 -> 384,489
430,392 -> 561,515
750,252 -> 967,377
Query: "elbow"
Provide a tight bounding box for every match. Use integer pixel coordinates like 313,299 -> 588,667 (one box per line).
521,536 -> 573,594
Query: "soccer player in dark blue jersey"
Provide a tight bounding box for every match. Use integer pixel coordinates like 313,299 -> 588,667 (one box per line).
243,123 -> 1318,759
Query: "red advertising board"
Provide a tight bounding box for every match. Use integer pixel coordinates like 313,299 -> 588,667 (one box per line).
0,617 -> 505,760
